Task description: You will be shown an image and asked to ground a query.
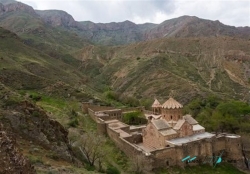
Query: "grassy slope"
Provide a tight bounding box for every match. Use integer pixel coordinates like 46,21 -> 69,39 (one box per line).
156,163 -> 245,174
0,27 -> 88,90
0,27 -> 129,173
0,10 -> 89,56
75,37 -> 250,103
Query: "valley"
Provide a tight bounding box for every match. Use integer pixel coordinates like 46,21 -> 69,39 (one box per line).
0,0 -> 250,173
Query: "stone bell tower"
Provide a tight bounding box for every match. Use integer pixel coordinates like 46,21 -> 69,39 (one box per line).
152,98 -> 161,115
161,97 -> 183,124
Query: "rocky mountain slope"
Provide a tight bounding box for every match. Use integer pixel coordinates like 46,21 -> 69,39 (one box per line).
0,123 -> 35,174
0,0 -> 249,104
1,0 -> 249,46
0,26 -> 87,90
75,36 -> 250,103
0,0 -> 88,58
0,27 -> 90,172
35,8 -> 250,45
143,15 -> 250,40
0,0 -> 250,173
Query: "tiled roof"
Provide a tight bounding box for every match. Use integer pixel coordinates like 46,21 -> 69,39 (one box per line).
183,115 -> 198,125
152,99 -> 162,107
145,114 -> 162,120
162,97 -> 183,109
173,119 -> 185,130
151,119 -> 171,130
193,124 -> 205,131
166,132 -> 215,145
160,129 -> 177,136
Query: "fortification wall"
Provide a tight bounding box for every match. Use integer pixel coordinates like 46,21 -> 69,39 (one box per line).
130,126 -> 146,133
149,138 -> 216,168
96,120 -> 106,135
107,127 -> 141,158
121,106 -> 145,113
200,139 -> 213,157
124,133 -> 143,144
88,108 -> 97,122
225,135 -> 242,161
151,147 -> 180,168
82,102 -> 91,113
213,136 -> 226,154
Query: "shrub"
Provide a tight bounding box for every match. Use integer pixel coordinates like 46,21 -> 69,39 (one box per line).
29,94 -> 42,101
68,118 -> 79,127
122,111 -> 147,125
31,111 -> 40,117
106,165 -> 120,174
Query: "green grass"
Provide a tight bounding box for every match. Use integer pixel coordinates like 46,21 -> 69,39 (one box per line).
155,163 -> 245,174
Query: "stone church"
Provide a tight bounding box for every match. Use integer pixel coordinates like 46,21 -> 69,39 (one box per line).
85,97 -> 244,170
144,98 -> 211,149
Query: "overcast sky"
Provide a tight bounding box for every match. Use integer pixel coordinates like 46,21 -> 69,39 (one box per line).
19,0 -> 250,27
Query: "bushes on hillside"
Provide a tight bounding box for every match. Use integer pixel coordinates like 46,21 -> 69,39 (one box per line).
122,111 -> 147,125
106,165 -> 120,174
184,96 -> 250,133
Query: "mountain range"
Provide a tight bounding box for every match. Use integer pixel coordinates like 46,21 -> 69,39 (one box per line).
1,0 -> 250,46
1,0 -> 250,173
0,0 -> 250,104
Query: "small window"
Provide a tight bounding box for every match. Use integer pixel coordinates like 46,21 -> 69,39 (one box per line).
166,161 -> 169,166
170,115 -> 173,119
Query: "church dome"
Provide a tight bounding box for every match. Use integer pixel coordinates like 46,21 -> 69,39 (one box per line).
162,97 -> 183,109
152,99 -> 161,108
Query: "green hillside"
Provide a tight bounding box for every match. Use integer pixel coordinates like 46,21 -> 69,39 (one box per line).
75,37 -> 250,104
0,1 -> 250,173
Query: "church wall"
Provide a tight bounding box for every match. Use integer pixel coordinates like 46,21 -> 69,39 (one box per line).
179,121 -> 193,137
161,108 -> 182,122
143,123 -> 165,148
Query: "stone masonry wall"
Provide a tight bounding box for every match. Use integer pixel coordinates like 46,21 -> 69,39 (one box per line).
106,127 -> 141,159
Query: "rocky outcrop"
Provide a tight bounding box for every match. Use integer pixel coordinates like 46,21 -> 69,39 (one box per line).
144,16 -> 250,40
0,3 -> 4,15
0,1 -> 36,16
0,124 -> 35,174
4,101 -> 73,162
36,10 -> 77,28
86,20 -> 137,31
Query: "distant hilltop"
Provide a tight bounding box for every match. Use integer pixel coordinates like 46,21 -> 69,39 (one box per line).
0,0 -> 250,46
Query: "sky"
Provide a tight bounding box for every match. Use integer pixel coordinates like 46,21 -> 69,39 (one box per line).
19,0 -> 250,27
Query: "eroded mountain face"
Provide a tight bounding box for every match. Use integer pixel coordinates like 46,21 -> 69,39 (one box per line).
0,124 -> 36,174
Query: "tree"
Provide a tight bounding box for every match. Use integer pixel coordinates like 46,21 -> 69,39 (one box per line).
69,131 -> 106,168
128,151 -> 152,173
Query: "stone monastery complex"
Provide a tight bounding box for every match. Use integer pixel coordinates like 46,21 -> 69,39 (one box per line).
83,97 -> 244,171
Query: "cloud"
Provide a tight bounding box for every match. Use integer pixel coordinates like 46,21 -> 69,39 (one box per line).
172,0 -> 250,27
19,0 -> 250,26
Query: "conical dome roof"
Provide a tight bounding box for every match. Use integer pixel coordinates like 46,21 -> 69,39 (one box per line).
162,97 -> 183,109
152,99 -> 161,108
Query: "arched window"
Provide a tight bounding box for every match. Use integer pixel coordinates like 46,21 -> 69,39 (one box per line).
170,115 -> 173,119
